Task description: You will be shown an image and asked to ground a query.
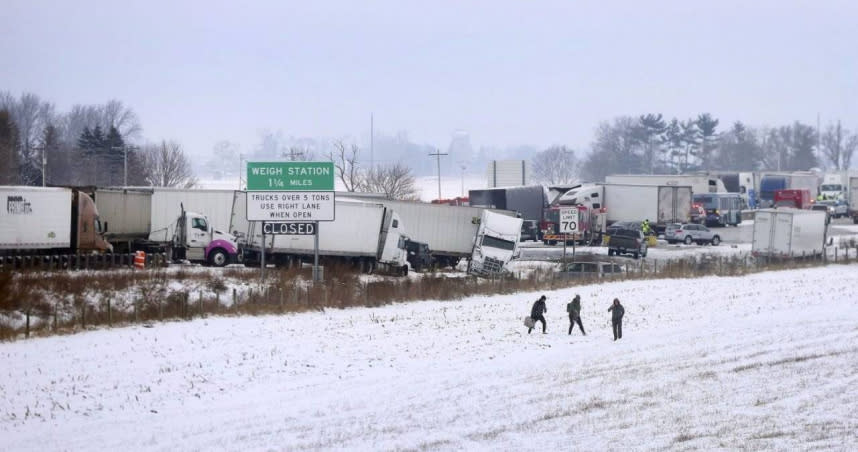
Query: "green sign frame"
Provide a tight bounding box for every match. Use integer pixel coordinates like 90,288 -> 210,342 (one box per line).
247,161 -> 335,191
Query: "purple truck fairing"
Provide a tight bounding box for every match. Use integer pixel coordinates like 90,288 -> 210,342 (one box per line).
206,239 -> 238,259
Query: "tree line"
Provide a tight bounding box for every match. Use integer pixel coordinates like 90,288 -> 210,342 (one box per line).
532,114 -> 858,184
0,91 -> 196,188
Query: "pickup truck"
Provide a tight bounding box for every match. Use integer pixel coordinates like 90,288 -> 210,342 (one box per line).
607,227 -> 648,259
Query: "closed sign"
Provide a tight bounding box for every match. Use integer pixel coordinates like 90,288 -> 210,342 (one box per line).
262,222 -> 316,235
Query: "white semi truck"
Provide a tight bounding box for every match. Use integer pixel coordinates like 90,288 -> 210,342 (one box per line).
230,192 -> 409,274
94,188 -> 240,266
752,209 -> 827,258
468,210 -> 523,276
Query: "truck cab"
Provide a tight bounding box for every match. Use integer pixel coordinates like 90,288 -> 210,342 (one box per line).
469,210 -> 523,276
378,211 -> 409,275
173,210 -> 239,266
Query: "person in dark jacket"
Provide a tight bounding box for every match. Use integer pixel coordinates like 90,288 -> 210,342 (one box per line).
567,294 -> 586,335
608,298 -> 625,340
529,295 -> 547,334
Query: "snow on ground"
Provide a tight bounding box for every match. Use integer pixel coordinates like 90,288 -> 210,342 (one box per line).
2,265 -> 858,451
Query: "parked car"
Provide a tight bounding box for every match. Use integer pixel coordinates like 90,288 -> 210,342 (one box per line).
520,220 -> 540,242
558,261 -> 625,279
664,223 -> 721,245
607,227 -> 648,258
814,200 -> 848,218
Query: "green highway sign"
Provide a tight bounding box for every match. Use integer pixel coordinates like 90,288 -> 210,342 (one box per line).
247,161 -> 335,191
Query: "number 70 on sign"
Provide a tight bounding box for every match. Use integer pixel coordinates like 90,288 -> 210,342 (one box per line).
559,208 -> 579,233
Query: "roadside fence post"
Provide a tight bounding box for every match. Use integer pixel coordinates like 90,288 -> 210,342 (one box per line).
107,296 -> 112,327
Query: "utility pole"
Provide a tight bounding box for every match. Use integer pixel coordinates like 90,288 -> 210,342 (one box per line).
123,146 -> 128,186
429,149 -> 448,201
239,153 -> 246,189
39,145 -> 46,187
370,113 -> 374,170
457,161 -> 467,197
283,147 -> 305,161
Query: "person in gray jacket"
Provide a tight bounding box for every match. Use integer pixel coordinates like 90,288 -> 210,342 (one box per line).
567,294 -> 586,335
608,298 -> 625,341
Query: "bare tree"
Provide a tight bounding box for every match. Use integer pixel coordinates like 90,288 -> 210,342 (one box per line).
531,145 -> 579,184
329,140 -> 362,191
820,121 -> 858,170
101,100 -> 142,141
362,163 -> 419,200
141,140 -> 197,188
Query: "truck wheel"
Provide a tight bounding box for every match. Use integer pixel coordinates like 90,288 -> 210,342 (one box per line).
711,236 -> 721,246
209,248 -> 228,267
633,252 -> 639,259
608,249 -> 614,256
401,265 -> 409,276
684,236 -> 693,245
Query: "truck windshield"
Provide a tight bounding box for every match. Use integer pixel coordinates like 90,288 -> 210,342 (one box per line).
482,235 -> 515,251
821,184 -> 842,191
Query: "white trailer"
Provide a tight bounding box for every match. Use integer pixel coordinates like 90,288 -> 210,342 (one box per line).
602,184 -> 692,230
605,174 -> 726,195
850,176 -> 858,223
469,210 -> 523,276
1,187 -> 72,250
752,209 -> 827,258
340,196 -> 514,267
1,186 -> 111,254
230,192 -> 408,274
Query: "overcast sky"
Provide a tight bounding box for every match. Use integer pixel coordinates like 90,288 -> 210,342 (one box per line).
2,0 -> 857,159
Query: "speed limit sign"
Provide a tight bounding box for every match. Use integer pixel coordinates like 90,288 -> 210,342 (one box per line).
559,208 -> 579,233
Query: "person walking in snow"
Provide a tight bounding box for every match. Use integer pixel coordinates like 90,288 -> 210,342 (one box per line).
608,298 -> 625,341
567,294 -> 586,335
528,295 -> 548,334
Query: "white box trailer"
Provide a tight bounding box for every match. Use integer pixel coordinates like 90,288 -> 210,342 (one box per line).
1,186 -> 111,254
849,176 -> 858,223
1,187 -> 72,250
605,174 -> 726,195
230,192 -> 408,273
340,196 -> 513,267
752,209 -> 827,258
602,184 -> 692,229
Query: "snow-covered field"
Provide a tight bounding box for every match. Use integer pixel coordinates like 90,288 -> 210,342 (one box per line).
2,265 -> 858,451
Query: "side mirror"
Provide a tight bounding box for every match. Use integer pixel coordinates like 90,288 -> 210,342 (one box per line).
104,222 -> 109,232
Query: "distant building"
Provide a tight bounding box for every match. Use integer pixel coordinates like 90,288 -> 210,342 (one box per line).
487,160 -> 529,187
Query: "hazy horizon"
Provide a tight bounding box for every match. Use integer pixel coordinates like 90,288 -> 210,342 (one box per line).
3,0 -> 857,160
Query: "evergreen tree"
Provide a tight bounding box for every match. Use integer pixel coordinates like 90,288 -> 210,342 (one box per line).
680,119 -> 701,172
664,118 -> 683,174
637,113 -> 666,174
104,126 -> 125,185
0,110 -> 19,184
786,121 -> 818,170
696,113 -> 720,169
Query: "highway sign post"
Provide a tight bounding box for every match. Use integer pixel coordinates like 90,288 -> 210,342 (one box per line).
247,162 -> 335,282
559,207 -> 579,262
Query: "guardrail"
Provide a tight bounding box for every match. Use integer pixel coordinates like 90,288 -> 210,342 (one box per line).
0,252 -> 169,271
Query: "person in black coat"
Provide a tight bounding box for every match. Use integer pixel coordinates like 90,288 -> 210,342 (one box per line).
529,295 -> 547,334
608,298 -> 625,341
